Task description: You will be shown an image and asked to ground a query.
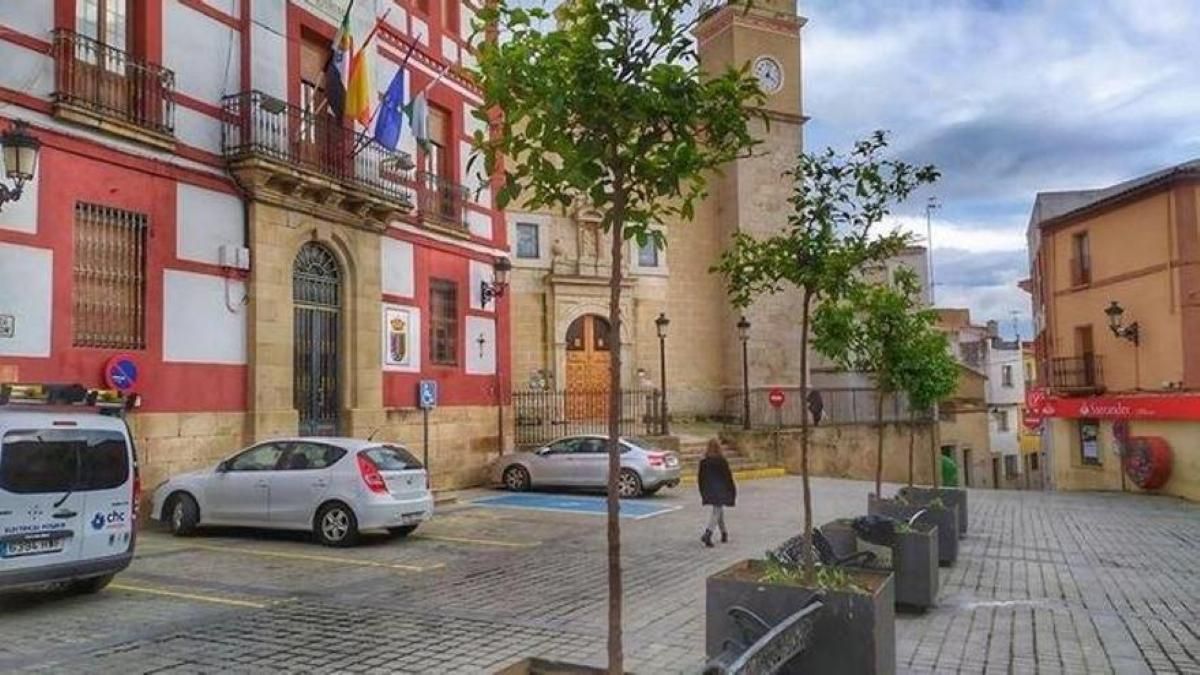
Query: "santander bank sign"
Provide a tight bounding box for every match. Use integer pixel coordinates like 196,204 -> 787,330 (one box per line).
1027,387 -> 1200,420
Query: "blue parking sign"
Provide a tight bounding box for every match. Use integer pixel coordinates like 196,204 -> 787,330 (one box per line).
418,380 -> 438,410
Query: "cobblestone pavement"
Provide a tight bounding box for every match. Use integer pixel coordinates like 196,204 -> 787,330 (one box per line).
2,477 -> 1198,673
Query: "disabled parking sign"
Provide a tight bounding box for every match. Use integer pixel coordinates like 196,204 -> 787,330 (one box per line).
418,380 -> 438,410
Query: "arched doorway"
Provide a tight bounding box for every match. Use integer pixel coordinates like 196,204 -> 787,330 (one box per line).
293,242 -> 341,436
565,314 -> 611,418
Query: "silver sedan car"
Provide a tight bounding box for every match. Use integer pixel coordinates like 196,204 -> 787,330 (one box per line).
151,438 -> 433,547
494,435 -> 681,497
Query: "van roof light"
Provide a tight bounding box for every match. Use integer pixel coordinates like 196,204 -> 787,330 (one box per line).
0,383 -> 140,411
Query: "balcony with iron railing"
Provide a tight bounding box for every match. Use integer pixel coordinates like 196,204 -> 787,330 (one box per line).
1040,355 -> 1104,394
51,29 -> 176,147
415,170 -> 469,233
220,90 -> 414,226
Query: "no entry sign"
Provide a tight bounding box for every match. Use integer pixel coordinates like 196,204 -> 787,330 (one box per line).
768,388 -> 786,408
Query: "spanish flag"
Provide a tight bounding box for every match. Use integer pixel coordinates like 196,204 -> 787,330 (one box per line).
344,34 -> 374,126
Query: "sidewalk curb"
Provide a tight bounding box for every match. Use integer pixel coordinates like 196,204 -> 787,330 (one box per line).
679,467 -> 788,484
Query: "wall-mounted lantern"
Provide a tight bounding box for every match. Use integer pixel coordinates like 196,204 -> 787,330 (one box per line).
1105,300 -> 1139,345
0,120 -> 40,212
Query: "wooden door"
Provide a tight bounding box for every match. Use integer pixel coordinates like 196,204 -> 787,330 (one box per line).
565,315 -> 612,419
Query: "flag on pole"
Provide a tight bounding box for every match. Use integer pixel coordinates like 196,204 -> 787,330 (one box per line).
344,43 -> 374,125
373,67 -> 407,150
408,91 -> 429,150
324,1 -> 354,121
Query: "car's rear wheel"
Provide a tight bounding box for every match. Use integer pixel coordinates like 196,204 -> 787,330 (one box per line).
315,502 -> 359,547
617,469 -> 643,498
388,525 -> 418,538
167,493 -> 199,536
503,465 -> 531,492
67,574 -> 114,595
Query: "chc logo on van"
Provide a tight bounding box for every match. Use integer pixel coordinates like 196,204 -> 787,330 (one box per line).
91,510 -> 128,531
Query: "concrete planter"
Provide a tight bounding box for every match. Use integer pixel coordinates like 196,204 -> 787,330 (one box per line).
898,486 -> 968,537
493,658 -> 614,675
868,494 -> 958,566
706,559 -> 895,675
820,518 -> 939,611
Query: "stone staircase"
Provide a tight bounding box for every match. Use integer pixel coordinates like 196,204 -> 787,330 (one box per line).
675,439 -> 773,477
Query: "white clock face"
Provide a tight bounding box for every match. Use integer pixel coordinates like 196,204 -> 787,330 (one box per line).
753,56 -> 783,94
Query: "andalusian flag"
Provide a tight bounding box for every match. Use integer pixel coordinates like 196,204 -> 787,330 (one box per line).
324,1 -> 354,121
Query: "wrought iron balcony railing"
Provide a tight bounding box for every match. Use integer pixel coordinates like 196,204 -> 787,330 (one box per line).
51,29 -> 175,138
415,170 -> 469,231
220,90 -> 413,209
1041,355 -> 1104,394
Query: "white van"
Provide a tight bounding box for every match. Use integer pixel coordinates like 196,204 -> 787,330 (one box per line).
0,384 -> 140,594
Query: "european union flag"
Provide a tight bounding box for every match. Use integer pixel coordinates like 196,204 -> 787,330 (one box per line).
374,67 -> 406,151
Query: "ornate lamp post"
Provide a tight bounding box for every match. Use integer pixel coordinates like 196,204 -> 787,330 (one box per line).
737,315 -> 751,430
0,121 -> 40,211
481,256 -> 512,455
656,312 -> 670,436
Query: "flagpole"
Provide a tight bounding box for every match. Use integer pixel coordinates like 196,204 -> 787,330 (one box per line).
350,37 -> 419,159
316,0 -> 356,115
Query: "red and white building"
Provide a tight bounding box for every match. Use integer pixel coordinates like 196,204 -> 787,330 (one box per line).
0,0 -> 510,491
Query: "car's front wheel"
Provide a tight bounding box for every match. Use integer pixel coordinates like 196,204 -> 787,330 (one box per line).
315,502 -> 359,547
617,469 -> 643,498
503,465 -> 531,492
166,493 -> 199,536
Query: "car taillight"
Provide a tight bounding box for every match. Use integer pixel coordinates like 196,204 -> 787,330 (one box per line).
357,454 -> 389,494
132,471 -> 142,523
647,453 -> 666,467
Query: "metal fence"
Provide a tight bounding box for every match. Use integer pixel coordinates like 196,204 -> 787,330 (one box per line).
512,388 -> 663,447
415,170 -> 469,231
221,90 -> 413,208
52,29 -> 176,136
721,387 -> 930,429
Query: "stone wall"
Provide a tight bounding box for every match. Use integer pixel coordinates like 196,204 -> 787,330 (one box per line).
728,422 -> 936,486
379,405 -> 510,490
939,408 -> 997,489
129,412 -> 249,508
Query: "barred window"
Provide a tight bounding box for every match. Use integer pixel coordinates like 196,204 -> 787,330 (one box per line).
73,202 -> 147,349
430,279 -> 458,365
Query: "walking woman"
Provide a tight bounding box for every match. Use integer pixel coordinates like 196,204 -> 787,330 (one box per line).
698,439 -> 736,547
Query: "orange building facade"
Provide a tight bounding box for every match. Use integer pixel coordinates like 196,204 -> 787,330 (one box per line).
1026,160 -> 1200,501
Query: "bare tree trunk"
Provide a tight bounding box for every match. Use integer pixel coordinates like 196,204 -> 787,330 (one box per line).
907,409 -> 916,486
874,387 -> 885,497
930,404 -> 940,489
799,288 -> 815,581
605,205 -> 626,675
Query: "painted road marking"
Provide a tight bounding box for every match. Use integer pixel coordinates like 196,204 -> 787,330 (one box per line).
472,493 -> 681,520
135,541 -> 443,572
109,583 -> 270,609
414,533 -> 540,548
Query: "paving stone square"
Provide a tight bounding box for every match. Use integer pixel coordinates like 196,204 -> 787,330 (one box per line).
2,476 -> 1198,673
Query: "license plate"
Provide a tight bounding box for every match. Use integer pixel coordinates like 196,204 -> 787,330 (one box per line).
3,537 -> 66,558
400,512 -> 424,523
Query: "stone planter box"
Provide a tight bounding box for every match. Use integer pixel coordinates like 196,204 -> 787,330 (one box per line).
706,559 -> 895,675
868,494 -> 958,566
821,518 -> 939,611
493,658 -> 614,675
898,486 -> 967,537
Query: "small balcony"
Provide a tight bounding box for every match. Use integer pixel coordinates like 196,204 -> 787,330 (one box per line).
1041,355 -> 1104,394
415,171 -> 469,233
221,90 -> 414,228
51,29 -> 176,147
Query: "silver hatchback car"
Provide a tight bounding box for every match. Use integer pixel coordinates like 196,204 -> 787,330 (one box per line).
494,435 -> 681,498
151,438 -> 433,547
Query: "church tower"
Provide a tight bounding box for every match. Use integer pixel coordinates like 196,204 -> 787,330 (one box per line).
696,0 -> 807,393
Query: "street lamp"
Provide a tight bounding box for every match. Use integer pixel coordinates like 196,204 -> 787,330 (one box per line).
1105,300 -> 1139,345
737,316 -> 751,430
0,120 -> 40,211
480,255 -> 512,457
655,312 -> 670,436
480,256 -> 512,308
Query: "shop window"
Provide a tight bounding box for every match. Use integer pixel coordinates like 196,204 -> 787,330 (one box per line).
430,279 -> 458,365
1079,418 -> 1101,465
516,222 -> 540,259
72,202 -> 147,349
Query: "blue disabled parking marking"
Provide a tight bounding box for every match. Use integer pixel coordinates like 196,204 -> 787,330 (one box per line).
472,493 -> 681,520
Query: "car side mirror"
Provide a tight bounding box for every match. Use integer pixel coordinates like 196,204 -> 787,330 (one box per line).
216,460 -> 230,473
536,447 -> 551,456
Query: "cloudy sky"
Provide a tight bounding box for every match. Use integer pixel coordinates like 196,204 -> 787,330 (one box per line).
800,0 -> 1200,338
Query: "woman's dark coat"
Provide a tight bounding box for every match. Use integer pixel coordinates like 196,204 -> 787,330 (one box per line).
698,456 -> 737,507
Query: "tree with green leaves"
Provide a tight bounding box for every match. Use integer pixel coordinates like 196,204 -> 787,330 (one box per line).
713,131 -> 938,581
470,1 -> 763,670
896,324 -> 959,487
813,266 -> 931,498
